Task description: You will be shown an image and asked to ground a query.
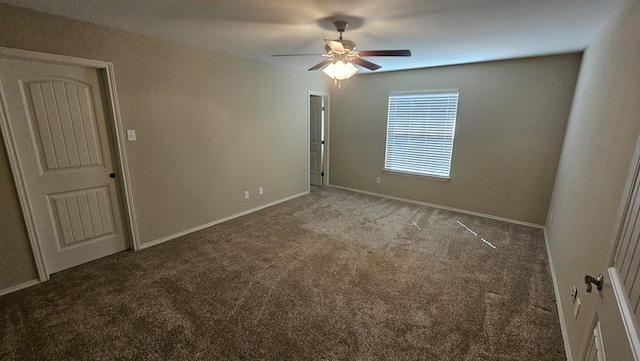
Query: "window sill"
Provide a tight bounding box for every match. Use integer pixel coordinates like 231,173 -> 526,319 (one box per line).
383,169 -> 450,182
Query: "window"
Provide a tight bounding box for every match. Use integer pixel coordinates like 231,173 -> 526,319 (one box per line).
384,90 -> 459,179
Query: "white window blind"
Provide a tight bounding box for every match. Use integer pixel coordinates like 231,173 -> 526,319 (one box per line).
384,90 -> 459,178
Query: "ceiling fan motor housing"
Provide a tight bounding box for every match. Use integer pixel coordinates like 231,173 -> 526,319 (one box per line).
271,19 -> 411,73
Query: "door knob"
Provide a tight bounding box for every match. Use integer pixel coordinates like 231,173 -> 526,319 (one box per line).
585,274 -> 604,293
109,173 -> 116,178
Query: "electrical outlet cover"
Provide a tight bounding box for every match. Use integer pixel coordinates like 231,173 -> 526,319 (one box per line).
127,129 -> 136,141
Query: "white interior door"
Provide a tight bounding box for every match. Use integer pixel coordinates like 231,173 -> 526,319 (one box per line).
0,57 -> 128,274
583,322 -> 606,361
581,146 -> 640,361
310,95 -> 323,187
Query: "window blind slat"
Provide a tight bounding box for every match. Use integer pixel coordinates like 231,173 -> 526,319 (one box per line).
384,90 -> 459,178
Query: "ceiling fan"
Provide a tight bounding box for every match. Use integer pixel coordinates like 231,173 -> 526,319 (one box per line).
272,20 -> 411,82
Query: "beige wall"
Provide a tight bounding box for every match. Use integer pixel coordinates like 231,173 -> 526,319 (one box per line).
329,54 -> 581,225
545,0 -> 640,358
0,4 -> 327,291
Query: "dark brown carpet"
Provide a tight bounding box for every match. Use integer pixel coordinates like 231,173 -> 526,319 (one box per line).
0,187 -> 565,360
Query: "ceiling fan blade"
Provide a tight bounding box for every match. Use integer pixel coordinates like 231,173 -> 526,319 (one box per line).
352,57 -> 382,71
324,39 -> 345,54
271,54 -> 324,57
308,59 -> 332,71
358,50 -> 412,57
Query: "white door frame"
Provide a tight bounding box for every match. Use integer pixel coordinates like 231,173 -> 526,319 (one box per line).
0,46 -> 140,282
602,127 -> 640,360
307,90 -> 330,189
607,267 -> 640,359
578,121 -> 640,361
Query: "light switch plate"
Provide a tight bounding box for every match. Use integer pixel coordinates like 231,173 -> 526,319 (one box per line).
127,129 -> 136,141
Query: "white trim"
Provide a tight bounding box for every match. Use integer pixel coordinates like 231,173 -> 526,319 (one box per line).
610,123 -> 640,266
0,102 -> 49,280
307,90 -> 330,189
140,191 -> 308,250
103,62 -> 140,251
0,50 -> 49,281
324,93 -> 331,187
0,279 -> 40,296
608,267 -> 640,360
594,321 -> 606,361
0,46 -> 140,281
0,46 -> 113,69
544,227 -> 574,361
329,184 -> 544,228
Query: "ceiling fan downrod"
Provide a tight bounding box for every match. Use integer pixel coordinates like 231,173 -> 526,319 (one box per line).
333,20 -> 348,40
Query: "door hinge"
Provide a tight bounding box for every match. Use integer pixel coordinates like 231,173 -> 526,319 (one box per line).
321,140 -> 325,145
321,172 -> 324,177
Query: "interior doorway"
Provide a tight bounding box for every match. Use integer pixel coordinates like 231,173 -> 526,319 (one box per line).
309,91 -> 329,188
0,57 -> 129,275
578,131 -> 640,360
0,46 -> 139,282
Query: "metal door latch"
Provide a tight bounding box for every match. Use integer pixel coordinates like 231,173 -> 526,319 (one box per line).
585,274 -> 604,293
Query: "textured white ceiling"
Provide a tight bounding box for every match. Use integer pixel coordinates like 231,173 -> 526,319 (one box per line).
0,0 -> 626,73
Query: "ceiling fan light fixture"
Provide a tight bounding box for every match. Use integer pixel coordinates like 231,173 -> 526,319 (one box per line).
322,60 -> 358,80
271,19 -> 411,81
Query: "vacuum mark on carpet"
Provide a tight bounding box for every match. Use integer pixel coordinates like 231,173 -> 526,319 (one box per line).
456,221 -> 497,249
532,304 -> 552,313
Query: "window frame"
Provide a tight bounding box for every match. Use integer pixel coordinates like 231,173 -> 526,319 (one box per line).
383,89 -> 460,180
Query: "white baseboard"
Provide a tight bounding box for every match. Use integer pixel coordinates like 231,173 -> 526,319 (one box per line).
329,185 -> 544,228
543,226 -> 573,361
331,185 -> 570,357
0,279 -> 40,297
140,191 -> 309,250
1,191 -> 310,295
